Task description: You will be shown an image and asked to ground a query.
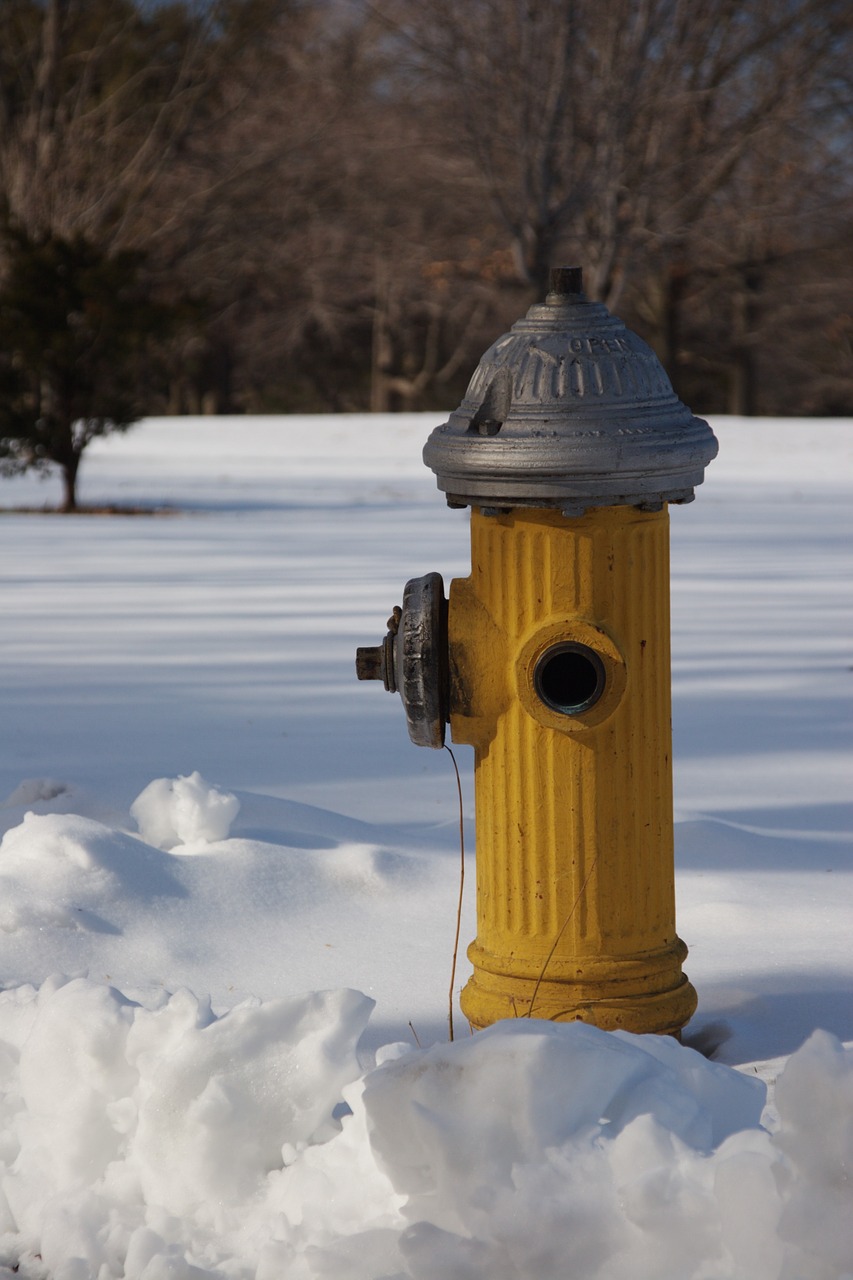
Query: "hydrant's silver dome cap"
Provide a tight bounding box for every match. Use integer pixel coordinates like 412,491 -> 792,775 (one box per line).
423,267 -> 718,514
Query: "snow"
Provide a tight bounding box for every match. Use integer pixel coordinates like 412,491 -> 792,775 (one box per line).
130,773 -> 241,850
0,413 -> 851,1278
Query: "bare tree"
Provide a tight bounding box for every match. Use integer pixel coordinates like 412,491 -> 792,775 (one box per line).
0,0 -> 230,247
0,0 -> 253,499
372,0 -> 853,342
2,0 -> 849,423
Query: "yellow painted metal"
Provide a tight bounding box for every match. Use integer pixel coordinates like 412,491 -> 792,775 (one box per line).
450,505 -> 696,1034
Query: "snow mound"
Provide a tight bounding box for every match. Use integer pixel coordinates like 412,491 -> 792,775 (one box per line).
130,773 -> 240,850
0,977 -> 373,1277
0,813 -> 183,935
1,980 -> 852,1279
0,798 -> 434,1018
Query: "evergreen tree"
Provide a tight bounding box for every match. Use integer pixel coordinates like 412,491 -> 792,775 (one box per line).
0,223 -> 179,510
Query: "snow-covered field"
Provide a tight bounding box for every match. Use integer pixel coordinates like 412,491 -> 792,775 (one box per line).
0,414 -> 851,1278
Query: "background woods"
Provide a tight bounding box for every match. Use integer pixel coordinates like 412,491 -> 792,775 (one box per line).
1,0 -> 851,423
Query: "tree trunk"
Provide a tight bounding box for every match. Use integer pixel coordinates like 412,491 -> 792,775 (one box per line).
663,263 -> 689,401
728,267 -> 762,416
60,453 -> 80,512
370,264 -> 393,413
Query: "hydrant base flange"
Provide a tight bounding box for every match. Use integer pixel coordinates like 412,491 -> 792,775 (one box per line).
460,937 -> 698,1035
460,975 -> 698,1037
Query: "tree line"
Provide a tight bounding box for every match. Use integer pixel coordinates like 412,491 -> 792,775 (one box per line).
1,0 -> 851,505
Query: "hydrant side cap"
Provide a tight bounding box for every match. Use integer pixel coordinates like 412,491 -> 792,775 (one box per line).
423,268 -> 718,511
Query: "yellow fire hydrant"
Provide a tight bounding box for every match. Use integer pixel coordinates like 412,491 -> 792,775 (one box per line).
357,267 -> 717,1036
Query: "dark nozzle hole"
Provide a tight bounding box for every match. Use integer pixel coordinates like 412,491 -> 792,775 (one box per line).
534,643 -> 605,715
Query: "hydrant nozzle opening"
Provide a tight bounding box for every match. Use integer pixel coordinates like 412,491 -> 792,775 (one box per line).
534,641 -> 606,716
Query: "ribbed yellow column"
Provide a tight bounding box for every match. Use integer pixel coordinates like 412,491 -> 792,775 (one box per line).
451,505 -> 696,1034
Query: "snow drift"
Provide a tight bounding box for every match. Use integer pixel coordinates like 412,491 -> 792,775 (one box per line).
1,971 -> 852,1279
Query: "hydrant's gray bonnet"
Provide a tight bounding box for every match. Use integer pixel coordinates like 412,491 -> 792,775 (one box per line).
423,267 -> 719,515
